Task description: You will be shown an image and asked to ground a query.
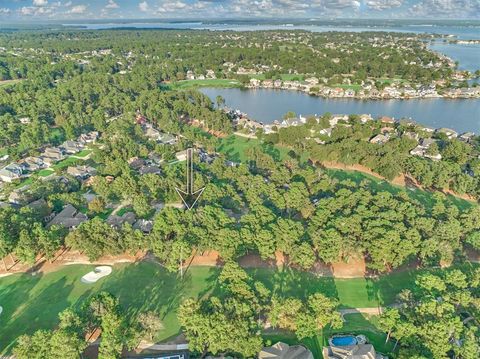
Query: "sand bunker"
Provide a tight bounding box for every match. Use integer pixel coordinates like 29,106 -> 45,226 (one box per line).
81,266 -> 112,284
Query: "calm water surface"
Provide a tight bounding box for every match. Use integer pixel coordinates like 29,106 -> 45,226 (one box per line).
201,88 -> 480,134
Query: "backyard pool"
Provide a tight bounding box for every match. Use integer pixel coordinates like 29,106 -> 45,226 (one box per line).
330,336 -> 358,346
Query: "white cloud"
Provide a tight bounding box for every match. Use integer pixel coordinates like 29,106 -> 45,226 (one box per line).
139,1 -> 149,12
0,8 -> 11,14
69,4 -> 87,14
409,0 -> 480,17
105,0 -> 119,9
64,1 -> 72,6
20,5 -> 54,16
156,1 -> 188,13
366,0 -> 403,10
33,0 -> 49,6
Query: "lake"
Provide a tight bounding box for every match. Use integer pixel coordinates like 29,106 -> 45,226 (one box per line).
200,88 -> 480,134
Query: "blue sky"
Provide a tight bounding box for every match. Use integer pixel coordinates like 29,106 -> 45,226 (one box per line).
0,0 -> 478,20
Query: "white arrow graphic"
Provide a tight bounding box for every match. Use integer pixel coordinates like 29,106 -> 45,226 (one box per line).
175,148 -> 205,210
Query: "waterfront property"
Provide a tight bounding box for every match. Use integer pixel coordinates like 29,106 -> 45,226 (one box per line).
200,88 -> 480,133
323,335 -> 386,359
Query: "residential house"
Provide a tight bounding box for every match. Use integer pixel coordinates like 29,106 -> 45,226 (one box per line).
459,132 -> 475,143
186,70 -> 195,80
129,157 -> 146,170
143,124 -> 161,141
78,131 -> 99,144
133,219 -> 154,233
305,77 -> 319,85
0,164 -> 23,183
369,134 -> 390,145
148,152 -> 164,165
21,156 -> 46,172
106,212 -> 136,229
249,78 -> 261,87
19,117 -> 31,124
67,165 -> 97,180
410,138 -> 442,161
436,128 -> 458,139
27,198 -> 51,219
344,89 -> 355,97
135,113 -> 147,125
62,140 -> 84,154
42,147 -> 65,164
322,344 -> 386,359
379,116 -> 395,124
359,114 -> 373,123
403,131 -> 419,140
139,164 -> 161,175
319,128 -> 333,137
47,204 -> 88,229
421,126 -> 435,133
8,185 -> 32,205
281,118 -> 301,127
157,133 -> 177,145
175,150 -> 188,162
259,342 -> 313,359
206,69 -> 216,79
262,79 -> 274,88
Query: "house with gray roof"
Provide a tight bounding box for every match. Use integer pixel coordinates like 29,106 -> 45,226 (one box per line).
322,343 -> 386,359
133,219 -> 154,233
67,165 -> 97,180
47,204 -> 88,229
61,140 -> 84,154
259,342 -> 313,359
0,164 -> 23,183
106,212 -> 136,229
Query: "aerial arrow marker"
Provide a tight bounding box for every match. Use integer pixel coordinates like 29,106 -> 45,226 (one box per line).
175,148 -> 205,210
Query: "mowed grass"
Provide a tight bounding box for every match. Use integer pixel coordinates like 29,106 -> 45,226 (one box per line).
2,262 -> 476,354
217,135 -> 291,163
0,263 -> 219,353
331,84 -> 362,91
327,169 -> 475,211
250,74 -> 305,81
168,79 -> 242,90
217,135 -> 473,211
264,313 -> 394,358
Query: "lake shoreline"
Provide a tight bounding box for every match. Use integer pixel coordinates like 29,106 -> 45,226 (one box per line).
201,87 -> 480,133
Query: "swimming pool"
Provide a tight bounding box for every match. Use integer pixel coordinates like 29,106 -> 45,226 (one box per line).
331,336 -> 358,346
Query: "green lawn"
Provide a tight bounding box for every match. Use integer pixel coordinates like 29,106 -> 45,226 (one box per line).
327,169 -> 474,211
331,84 -> 362,91
217,135 -> 474,211
250,74 -> 305,81
217,135 -> 291,163
377,78 -> 410,85
1,262 -> 476,354
72,149 -> 92,159
264,313 -> 394,358
38,169 -> 54,177
52,156 -> 82,171
0,263 -> 217,353
167,79 -> 242,90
